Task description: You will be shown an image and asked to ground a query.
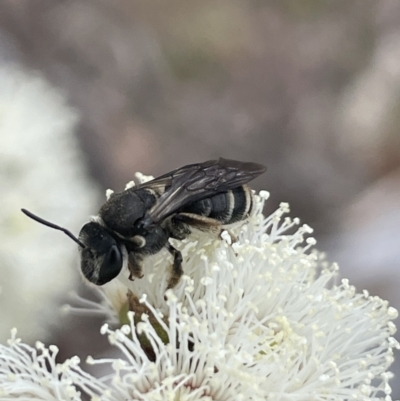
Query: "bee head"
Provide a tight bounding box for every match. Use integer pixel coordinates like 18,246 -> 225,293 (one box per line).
78,222 -> 125,285
21,209 -> 125,286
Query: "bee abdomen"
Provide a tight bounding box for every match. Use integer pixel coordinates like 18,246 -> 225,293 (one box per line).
223,185 -> 253,224
182,185 -> 252,225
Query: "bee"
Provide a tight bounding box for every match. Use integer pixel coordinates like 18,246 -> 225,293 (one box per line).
22,158 -> 266,289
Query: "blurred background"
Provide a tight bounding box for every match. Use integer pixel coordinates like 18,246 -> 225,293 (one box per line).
0,0 -> 399,395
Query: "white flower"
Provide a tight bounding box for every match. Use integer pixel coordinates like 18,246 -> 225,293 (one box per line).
69,191 -> 398,401
0,328 -> 81,400
1,189 -> 398,400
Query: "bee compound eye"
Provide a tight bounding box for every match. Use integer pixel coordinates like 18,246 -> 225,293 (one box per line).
107,245 -> 122,269
98,245 -> 123,285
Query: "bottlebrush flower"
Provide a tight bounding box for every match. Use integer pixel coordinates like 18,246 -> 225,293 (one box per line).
0,328 -> 81,400
1,190 -> 398,400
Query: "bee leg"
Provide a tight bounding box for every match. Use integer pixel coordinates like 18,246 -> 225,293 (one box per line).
219,229 -> 238,244
167,216 -> 191,240
128,252 -> 144,280
172,213 -> 220,233
166,243 -> 183,289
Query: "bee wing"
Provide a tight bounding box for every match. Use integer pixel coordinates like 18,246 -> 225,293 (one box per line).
140,158 -> 266,226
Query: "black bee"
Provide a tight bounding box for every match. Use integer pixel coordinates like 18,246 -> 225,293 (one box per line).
22,158 -> 266,289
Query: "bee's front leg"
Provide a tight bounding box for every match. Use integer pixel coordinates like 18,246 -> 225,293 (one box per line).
128,252 -> 144,280
166,243 -> 183,289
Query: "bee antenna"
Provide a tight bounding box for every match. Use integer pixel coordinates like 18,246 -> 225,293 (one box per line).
21,208 -> 86,248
